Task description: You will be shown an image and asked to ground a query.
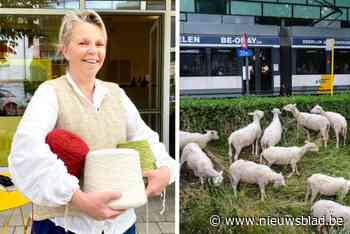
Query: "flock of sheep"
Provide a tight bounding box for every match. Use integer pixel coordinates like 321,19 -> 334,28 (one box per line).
180,104 -> 349,232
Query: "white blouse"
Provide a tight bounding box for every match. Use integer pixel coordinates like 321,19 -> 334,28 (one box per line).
8,74 -> 177,234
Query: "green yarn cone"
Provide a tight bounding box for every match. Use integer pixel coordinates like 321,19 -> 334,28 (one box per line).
117,140 -> 156,172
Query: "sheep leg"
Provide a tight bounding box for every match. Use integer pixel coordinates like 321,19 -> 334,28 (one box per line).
304,128 -> 311,141
310,190 -> 318,204
255,140 -> 259,156
234,147 -> 242,161
335,132 -> 339,149
322,130 -> 328,148
230,177 -> 239,198
260,184 -> 266,201
251,143 -> 255,155
200,177 -> 204,185
295,164 -> 300,176
287,164 -> 295,178
305,184 -> 310,203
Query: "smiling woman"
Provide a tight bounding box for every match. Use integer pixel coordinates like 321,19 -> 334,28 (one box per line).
8,10 -> 177,234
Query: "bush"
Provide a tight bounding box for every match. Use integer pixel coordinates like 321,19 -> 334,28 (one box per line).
180,94 -> 350,144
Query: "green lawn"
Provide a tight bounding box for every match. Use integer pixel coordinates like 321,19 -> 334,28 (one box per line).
0,117 -> 21,166
181,129 -> 350,234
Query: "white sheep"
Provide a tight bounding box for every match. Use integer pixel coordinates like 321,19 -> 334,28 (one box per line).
311,200 -> 350,232
260,108 -> 283,150
305,174 -> 350,203
180,130 -> 219,151
228,110 -> 264,162
181,143 -> 223,186
283,104 -> 330,147
310,105 -> 347,148
260,141 -> 319,178
229,159 -> 285,201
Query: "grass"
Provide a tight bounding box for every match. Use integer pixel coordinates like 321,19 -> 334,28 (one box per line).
0,117 -> 21,166
180,126 -> 350,234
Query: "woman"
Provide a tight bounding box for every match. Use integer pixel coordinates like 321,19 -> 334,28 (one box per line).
8,10 -> 177,234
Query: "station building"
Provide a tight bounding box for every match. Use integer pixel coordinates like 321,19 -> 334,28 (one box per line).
180,0 -> 350,97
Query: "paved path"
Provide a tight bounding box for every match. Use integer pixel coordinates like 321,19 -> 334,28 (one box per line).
0,167 -> 175,234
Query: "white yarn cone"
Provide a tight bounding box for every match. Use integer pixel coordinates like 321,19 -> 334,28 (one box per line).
83,148 -> 147,209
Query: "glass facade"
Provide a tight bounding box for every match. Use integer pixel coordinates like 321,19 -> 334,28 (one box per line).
180,47 -> 240,77
181,0 -> 350,21
0,0 -> 79,9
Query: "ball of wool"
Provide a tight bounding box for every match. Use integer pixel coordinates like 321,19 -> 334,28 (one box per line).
45,129 -> 89,178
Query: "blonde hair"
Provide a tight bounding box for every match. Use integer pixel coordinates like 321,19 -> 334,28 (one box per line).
58,10 -> 107,54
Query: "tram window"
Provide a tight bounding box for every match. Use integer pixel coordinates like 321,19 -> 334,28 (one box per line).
296,49 -> 325,74
180,48 -> 208,76
334,49 -> 350,74
211,49 -> 240,76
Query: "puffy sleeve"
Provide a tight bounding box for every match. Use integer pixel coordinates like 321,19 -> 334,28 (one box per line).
8,83 -> 80,207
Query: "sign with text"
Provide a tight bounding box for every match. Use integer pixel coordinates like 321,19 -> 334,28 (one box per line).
180,34 -> 280,47
237,49 -> 253,57
293,37 -> 350,48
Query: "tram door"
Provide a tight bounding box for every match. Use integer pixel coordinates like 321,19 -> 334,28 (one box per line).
251,48 -> 273,94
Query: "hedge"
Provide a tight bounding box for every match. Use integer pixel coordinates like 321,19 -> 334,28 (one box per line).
180,93 -> 350,142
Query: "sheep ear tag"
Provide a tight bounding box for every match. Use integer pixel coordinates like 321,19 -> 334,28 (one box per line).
117,140 -> 157,173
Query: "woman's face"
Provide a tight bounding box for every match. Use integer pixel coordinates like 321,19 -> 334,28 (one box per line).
62,22 -> 106,77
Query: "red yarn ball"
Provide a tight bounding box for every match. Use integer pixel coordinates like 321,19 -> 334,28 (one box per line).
45,129 -> 89,178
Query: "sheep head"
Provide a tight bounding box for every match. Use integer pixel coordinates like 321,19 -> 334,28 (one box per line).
211,170 -> 224,186
273,172 -> 286,188
283,103 -> 297,113
304,141 -> 319,152
310,105 -> 324,114
271,108 -> 281,115
206,130 -> 219,140
248,110 -> 264,121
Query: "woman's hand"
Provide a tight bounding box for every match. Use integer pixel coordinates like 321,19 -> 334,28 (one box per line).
70,190 -> 126,220
143,166 -> 170,197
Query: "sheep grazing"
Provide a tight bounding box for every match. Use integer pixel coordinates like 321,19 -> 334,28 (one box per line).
310,105 -> 347,148
260,108 -> 283,150
311,200 -> 350,232
228,110 -> 264,162
229,159 -> 285,201
180,130 -> 219,151
260,141 -> 319,178
181,143 -> 223,186
305,174 -> 350,203
283,104 -> 330,147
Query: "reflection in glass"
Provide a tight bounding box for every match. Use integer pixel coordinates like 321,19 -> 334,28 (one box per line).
85,0 -> 140,10
0,15 -> 64,117
0,0 -> 79,9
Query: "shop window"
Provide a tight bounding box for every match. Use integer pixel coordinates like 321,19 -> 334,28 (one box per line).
211,49 -> 240,76
334,49 -> 350,74
295,49 -> 325,74
180,48 -> 208,76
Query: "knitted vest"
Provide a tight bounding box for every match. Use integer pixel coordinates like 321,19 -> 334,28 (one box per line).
33,76 -> 127,220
